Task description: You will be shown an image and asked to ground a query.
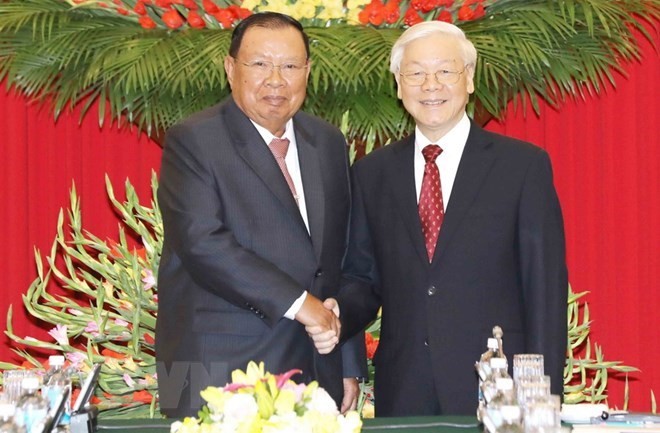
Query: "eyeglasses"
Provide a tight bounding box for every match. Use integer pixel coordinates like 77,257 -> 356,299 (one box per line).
235,59 -> 309,78
399,67 -> 467,86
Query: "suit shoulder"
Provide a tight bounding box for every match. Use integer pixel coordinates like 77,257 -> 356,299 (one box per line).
294,111 -> 342,135
353,136 -> 410,170
477,126 -> 546,157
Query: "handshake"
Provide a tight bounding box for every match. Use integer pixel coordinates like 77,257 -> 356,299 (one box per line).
295,295 -> 341,354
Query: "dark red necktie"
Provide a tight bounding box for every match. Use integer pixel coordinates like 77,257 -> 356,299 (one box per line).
269,138 -> 299,205
419,144 -> 444,262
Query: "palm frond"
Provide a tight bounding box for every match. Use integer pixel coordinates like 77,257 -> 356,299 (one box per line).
0,0 -> 657,141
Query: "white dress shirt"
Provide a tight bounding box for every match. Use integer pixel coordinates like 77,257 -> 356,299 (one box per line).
251,119 -> 309,319
414,113 -> 471,209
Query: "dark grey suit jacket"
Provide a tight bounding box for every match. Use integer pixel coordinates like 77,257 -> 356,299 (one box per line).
156,97 -> 365,417
338,122 -> 568,416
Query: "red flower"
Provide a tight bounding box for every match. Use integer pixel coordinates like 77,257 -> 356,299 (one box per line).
472,3 -> 485,19
202,0 -> 218,13
162,9 -> 185,29
139,16 -> 157,28
155,0 -> 171,7
134,1 -> 147,15
182,0 -> 198,9
212,8 -> 237,29
132,390 -> 154,403
143,333 -> 155,345
358,0 -> 385,26
383,0 -> 400,24
101,348 -> 125,359
187,10 -> 205,28
437,0 -> 454,5
365,333 -> 379,360
411,0 -> 436,13
116,7 -> 129,15
403,7 -> 423,26
228,4 -> 251,20
436,9 -> 452,22
457,4 -> 474,21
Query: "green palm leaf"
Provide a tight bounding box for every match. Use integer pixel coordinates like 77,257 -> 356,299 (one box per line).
1,0 -> 657,142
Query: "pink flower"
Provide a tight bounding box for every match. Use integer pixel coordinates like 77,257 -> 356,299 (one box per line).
66,352 -> 87,367
114,318 -> 129,327
85,321 -> 100,337
123,373 -> 136,387
142,269 -> 156,290
48,324 -> 69,346
67,308 -> 84,316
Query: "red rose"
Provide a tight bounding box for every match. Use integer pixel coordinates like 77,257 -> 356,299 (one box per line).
457,4 -> 474,21
383,1 -> 400,24
472,3 -> 485,19
404,7 -> 423,26
212,8 -> 236,29
436,9 -> 452,22
202,0 -> 218,13
362,0 -> 386,26
187,10 -> 205,28
139,15 -> 157,28
134,1 -> 147,15
162,9 -> 185,29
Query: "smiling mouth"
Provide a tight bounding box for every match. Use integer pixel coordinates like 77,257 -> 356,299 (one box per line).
264,95 -> 287,105
420,99 -> 447,106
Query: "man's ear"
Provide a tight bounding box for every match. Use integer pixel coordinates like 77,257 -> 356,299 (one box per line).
224,55 -> 235,87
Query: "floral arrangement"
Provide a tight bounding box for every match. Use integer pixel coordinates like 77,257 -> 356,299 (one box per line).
170,361 -> 362,433
0,174 -> 162,418
78,0 -> 496,31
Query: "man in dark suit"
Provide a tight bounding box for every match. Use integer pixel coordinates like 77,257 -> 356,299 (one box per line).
156,12 -> 365,417
322,21 -> 568,416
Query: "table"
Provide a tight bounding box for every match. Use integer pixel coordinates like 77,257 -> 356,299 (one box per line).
97,415 -> 481,433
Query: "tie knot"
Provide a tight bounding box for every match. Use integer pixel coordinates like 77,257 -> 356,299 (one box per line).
422,144 -> 442,163
269,137 -> 290,159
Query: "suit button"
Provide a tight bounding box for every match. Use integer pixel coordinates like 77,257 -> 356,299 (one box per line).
427,286 -> 436,296
315,269 -> 323,277
424,339 -> 429,347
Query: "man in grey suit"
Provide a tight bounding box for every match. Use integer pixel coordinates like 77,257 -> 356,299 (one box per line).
313,21 -> 568,416
156,12 -> 364,417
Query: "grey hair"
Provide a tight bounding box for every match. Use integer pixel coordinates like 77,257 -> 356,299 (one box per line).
389,21 -> 478,74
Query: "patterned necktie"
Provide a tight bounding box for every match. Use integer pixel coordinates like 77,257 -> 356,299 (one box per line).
419,144 -> 444,262
269,137 -> 299,205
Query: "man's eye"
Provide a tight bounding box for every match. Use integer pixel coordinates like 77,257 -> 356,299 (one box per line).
282,63 -> 299,70
439,70 -> 453,75
252,61 -> 270,68
409,72 -> 425,77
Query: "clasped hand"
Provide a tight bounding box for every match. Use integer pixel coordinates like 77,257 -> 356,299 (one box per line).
296,296 -> 341,354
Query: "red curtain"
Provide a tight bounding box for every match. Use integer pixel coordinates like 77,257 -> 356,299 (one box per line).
0,31 -> 657,410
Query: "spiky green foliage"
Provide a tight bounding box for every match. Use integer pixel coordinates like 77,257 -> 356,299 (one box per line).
1,174 -> 163,418
0,0 -> 657,142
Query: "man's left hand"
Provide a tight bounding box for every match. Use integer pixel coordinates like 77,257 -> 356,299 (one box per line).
340,377 -> 360,414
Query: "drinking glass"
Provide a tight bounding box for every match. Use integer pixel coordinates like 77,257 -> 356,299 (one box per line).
524,394 -> 561,433
513,354 -> 544,383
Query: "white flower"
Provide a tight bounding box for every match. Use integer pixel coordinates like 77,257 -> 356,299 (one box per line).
222,393 -> 258,424
338,411 -> 362,433
306,387 -> 339,415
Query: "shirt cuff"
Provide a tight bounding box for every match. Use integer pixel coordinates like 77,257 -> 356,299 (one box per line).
283,290 -> 308,319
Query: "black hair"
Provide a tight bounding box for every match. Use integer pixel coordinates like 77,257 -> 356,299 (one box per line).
229,12 -> 310,59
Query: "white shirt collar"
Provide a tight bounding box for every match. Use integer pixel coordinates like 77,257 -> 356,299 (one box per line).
414,113 -> 471,153
250,119 -> 295,145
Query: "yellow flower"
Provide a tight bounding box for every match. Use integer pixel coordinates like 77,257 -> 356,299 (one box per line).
346,9 -> 361,25
123,357 -> 138,372
200,386 -> 231,414
273,389 -> 296,415
290,0 -> 317,20
317,0 -> 345,21
170,417 -> 201,433
231,361 -> 266,386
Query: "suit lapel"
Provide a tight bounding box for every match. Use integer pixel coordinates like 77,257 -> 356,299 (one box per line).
226,100 -> 306,229
388,136 -> 430,264
433,123 -> 497,264
296,121 -> 324,260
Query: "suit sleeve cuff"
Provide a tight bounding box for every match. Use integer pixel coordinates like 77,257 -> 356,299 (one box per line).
283,290 -> 308,319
